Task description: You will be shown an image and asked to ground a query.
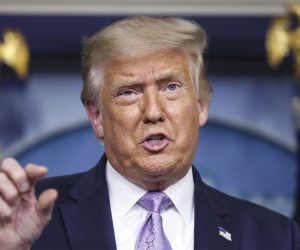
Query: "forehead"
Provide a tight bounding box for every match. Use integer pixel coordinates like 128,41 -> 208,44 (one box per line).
103,49 -> 192,84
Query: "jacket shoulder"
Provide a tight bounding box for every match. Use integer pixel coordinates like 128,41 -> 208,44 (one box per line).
36,171 -> 86,201
205,183 -> 288,220
203,183 -> 300,248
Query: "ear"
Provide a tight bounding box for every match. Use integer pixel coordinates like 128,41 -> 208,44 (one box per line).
197,99 -> 208,127
85,103 -> 104,139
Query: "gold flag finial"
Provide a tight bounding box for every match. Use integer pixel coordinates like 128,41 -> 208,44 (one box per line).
266,16 -> 290,68
0,29 -> 30,79
266,3 -> 300,79
289,3 -> 300,15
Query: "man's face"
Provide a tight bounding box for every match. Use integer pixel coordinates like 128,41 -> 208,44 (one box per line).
87,49 -> 208,190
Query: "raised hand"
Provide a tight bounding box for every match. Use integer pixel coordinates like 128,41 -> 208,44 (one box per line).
0,158 -> 57,250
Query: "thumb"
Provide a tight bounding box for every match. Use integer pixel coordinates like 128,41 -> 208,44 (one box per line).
36,189 -> 58,224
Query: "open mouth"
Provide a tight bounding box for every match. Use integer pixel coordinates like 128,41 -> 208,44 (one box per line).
141,133 -> 170,151
146,134 -> 166,144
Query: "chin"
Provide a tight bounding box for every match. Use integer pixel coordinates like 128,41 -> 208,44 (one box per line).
139,165 -> 180,191
140,153 -> 177,171
140,179 -> 175,191
144,164 -> 174,176
131,154 -> 188,190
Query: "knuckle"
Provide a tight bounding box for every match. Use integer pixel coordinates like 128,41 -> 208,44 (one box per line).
0,201 -> 12,222
1,158 -> 17,171
0,175 -> 18,204
6,189 -> 18,204
0,172 -> 6,181
11,170 -> 29,192
1,210 -> 12,222
11,170 -> 25,182
3,208 -> 12,218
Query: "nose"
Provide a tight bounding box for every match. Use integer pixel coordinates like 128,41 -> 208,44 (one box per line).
141,87 -> 165,124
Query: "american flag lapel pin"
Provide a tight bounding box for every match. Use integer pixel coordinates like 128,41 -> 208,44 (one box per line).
218,226 -> 232,241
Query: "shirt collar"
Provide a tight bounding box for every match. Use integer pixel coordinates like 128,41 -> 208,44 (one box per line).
164,167 -> 194,223
106,161 -> 146,220
106,160 -> 194,223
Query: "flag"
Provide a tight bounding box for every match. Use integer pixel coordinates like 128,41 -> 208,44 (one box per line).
218,226 -> 232,241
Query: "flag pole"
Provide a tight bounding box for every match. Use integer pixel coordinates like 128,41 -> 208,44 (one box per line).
266,3 -> 300,223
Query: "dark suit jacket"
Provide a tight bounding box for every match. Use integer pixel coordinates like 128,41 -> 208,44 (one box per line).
33,154 -> 300,250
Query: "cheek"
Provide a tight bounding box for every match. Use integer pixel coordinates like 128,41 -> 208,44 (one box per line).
103,104 -> 141,134
173,98 -> 199,125
172,101 -> 199,140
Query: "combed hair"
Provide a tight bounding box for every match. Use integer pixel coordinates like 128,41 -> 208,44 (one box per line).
81,16 -> 212,106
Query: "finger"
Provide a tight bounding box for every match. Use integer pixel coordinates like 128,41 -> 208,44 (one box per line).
0,197 -> 12,224
36,189 -> 58,224
24,164 -> 48,187
1,158 -> 29,193
0,173 -> 18,205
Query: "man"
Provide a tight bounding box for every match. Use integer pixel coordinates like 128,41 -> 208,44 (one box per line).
0,16 -> 299,250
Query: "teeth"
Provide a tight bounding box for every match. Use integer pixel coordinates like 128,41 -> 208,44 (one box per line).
148,139 -> 161,145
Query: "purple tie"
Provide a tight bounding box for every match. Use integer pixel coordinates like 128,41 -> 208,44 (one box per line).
135,192 -> 173,250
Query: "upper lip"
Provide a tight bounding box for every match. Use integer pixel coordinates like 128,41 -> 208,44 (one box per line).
141,132 -> 171,143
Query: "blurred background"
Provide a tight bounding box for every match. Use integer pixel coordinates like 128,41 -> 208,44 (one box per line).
0,0 -> 300,221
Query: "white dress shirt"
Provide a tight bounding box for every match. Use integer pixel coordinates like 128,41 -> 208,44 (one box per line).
106,161 -> 195,250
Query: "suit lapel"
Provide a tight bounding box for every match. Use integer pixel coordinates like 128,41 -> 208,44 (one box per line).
58,158 -> 240,250
193,167 -> 239,250
60,155 -> 117,250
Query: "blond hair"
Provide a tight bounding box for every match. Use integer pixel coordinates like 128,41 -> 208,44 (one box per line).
81,16 -> 212,105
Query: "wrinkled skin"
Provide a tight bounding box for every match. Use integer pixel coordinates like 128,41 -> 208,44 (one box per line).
0,158 -> 57,250
0,48 -> 209,250
86,49 -> 208,190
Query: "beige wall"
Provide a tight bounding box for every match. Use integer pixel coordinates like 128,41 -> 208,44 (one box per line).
0,0 -> 298,16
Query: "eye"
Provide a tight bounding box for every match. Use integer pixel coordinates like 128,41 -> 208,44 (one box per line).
118,89 -> 137,96
116,88 -> 140,104
164,82 -> 181,92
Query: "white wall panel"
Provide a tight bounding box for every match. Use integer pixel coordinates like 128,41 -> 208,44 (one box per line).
0,0 -> 298,16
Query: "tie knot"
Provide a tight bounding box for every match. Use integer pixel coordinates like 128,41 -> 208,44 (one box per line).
138,192 -> 173,213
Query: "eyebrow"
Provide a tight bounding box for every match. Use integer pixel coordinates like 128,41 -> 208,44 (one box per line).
112,79 -> 144,91
112,67 -> 186,89
156,66 -> 189,83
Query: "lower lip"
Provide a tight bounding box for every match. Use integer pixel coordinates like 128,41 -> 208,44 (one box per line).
142,138 -> 170,152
